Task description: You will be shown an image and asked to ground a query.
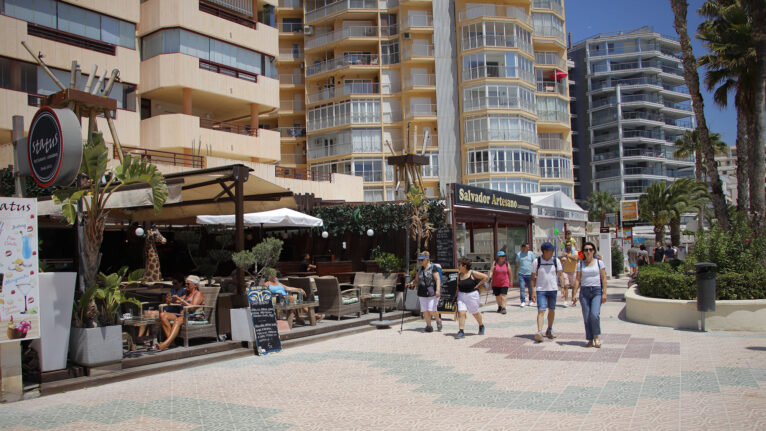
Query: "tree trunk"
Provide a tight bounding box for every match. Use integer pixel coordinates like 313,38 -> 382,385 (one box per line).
746,0 -> 766,231
735,90 -> 750,212
82,213 -> 106,327
695,149 -> 703,183
669,219 -> 682,247
670,0 -> 730,230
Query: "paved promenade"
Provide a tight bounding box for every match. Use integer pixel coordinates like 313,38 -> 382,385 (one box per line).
2,281 -> 765,430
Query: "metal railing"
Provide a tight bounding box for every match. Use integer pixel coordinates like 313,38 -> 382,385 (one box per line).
662,83 -> 690,94
381,53 -> 400,65
624,167 -> 663,176
199,1 -> 258,30
592,152 -> 620,161
464,128 -> 538,144
594,168 -> 620,179
308,142 -> 353,160
536,81 -> 567,95
458,5 -> 531,24
405,103 -> 437,117
306,54 -> 378,76
405,15 -> 433,28
383,111 -> 402,123
305,0 -> 377,24
279,74 -> 304,85
279,22 -> 304,33
306,83 -> 380,104
662,100 -> 692,111
381,25 -> 398,36
199,59 -> 258,83
533,25 -> 565,42
280,99 -> 305,111
537,110 -> 569,123
621,94 -> 661,104
534,52 -> 567,69
200,117 -> 258,136
278,0 -> 302,8
403,44 -> 435,59
280,153 -> 307,164
461,35 -> 533,53
118,145 -> 204,168
403,74 -> 436,89
275,166 -> 332,181
538,136 -> 569,151
278,48 -> 303,60
464,96 -> 537,113
278,127 -> 306,138
462,66 -> 535,84
622,111 -> 663,122
623,149 -> 665,158
593,133 -> 619,143
664,117 -> 694,128
591,76 -> 661,90
623,130 -> 664,140
305,26 -> 378,50
532,0 -> 564,15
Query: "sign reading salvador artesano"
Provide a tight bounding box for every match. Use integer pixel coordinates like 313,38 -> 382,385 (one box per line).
26,107 -> 82,188
454,184 -> 531,214
0,198 -> 39,343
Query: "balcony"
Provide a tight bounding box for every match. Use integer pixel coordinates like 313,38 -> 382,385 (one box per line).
278,48 -> 304,61
305,0 -> 378,25
621,94 -> 661,104
623,149 -> 666,159
383,110 -> 403,123
537,111 -> 569,124
280,153 -> 307,165
308,142 -> 354,160
306,83 -> 380,104
279,74 -> 304,86
623,130 -> 664,141
405,103 -> 437,118
277,127 -> 307,138
662,83 -> 690,94
403,44 -> 435,60
464,96 -> 537,114
462,66 -> 535,84
590,77 -> 662,91
405,15 -> 434,29
307,109 -> 381,131
279,22 -> 304,34
532,0 -> 564,16
280,99 -> 305,112
536,81 -> 567,96
305,54 -> 379,77
624,167 -> 664,176
622,111 -> 663,123
278,0 -> 303,8
592,152 -> 620,162
276,166 -> 332,181
118,145 -> 204,169
403,74 -> 437,89
662,100 -> 692,112
535,52 -> 567,69
594,168 -> 620,179
538,136 -> 569,151
305,26 -> 378,50
458,5 -> 531,25
381,25 -> 398,36
533,25 -> 565,44
664,117 -> 694,128
461,35 -> 533,54
141,113 -> 280,162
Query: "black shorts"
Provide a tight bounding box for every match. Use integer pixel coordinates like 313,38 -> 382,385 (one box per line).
492,286 -> 509,296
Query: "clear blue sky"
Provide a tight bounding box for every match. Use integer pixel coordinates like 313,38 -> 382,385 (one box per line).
566,0 -> 737,146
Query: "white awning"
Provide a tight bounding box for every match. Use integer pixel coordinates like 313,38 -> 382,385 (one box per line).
197,208 -> 323,228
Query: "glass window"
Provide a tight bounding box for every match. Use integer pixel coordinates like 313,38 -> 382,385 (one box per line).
57,2 -> 101,41
101,15 -> 120,45
353,158 -> 383,182
4,0 -> 56,28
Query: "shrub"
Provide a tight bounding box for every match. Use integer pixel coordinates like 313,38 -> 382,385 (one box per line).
716,272 -> 766,300
690,210 -> 766,273
375,252 -> 403,273
637,264 -> 766,300
611,243 -> 624,277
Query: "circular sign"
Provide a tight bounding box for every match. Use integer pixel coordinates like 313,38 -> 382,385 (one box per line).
27,107 -> 82,187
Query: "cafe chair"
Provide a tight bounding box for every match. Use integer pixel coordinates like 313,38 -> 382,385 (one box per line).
315,277 -> 361,320
369,273 -> 397,312
159,286 -> 220,347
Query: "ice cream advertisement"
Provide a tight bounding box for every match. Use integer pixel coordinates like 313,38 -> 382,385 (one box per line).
0,197 -> 39,343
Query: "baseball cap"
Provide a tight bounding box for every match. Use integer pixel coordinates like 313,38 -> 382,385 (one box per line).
186,275 -> 201,285
417,254 -> 428,260
496,251 -> 506,257
541,242 -> 555,251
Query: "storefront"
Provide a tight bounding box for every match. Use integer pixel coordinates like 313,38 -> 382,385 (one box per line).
441,183 -> 532,271
527,191 -> 588,252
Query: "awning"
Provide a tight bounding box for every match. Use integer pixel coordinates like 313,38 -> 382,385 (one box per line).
525,191 -> 588,222
37,181 -> 184,217
197,208 -> 322,228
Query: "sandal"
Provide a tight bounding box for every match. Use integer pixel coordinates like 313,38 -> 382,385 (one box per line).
586,340 -> 594,348
594,339 -> 602,348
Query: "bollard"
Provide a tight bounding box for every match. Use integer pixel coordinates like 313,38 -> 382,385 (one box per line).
695,262 -> 717,331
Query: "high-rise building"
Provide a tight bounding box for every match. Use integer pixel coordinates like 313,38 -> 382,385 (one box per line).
264,0 -> 574,202
568,26 -> 696,203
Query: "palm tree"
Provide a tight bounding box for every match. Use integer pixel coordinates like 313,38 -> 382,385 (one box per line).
697,0 -> 757,212
673,129 -> 728,182
669,0 -> 730,230
639,182 -> 673,243
585,191 -> 619,225
667,179 -> 710,246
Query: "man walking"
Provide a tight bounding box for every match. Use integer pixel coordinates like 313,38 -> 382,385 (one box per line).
530,242 -> 565,342
515,243 -> 536,308
652,241 -> 664,264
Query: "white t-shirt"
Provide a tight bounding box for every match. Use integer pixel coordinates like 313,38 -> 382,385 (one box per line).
577,259 -> 605,287
531,257 -> 563,292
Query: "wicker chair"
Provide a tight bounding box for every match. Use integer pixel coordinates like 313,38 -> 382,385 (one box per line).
160,286 -> 220,347
287,277 -> 315,302
315,277 -> 362,320
353,272 -> 374,313
368,273 -> 398,311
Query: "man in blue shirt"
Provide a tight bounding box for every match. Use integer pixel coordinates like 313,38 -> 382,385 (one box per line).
514,242 -> 537,308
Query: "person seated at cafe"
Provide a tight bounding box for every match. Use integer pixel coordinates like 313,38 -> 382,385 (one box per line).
263,269 -> 323,321
157,275 -> 205,351
138,274 -> 186,338
300,253 -> 317,272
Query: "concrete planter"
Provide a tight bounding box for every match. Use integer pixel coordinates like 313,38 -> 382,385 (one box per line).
625,287 -> 766,331
69,326 -> 123,367
30,273 -> 77,371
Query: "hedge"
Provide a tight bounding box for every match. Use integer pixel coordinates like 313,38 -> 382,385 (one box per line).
636,265 -> 766,300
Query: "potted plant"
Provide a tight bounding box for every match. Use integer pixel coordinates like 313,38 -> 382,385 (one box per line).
374,251 -> 402,275
69,267 -> 143,366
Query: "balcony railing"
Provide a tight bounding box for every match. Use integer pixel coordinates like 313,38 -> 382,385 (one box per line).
622,111 -> 663,122
593,133 -> 619,143
533,0 -> 564,15
403,73 -> 436,88
381,25 -> 398,36
538,136 -> 569,151
621,94 -> 661,104
308,142 -> 353,160
458,5 -> 531,24
462,66 -> 535,84
594,168 -> 620,179
305,26 -> 378,50
278,127 -> 306,138
623,130 -> 664,140
405,103 -> 437,117
405,15 -> 433,28
591,77 -> 661,91
383,110 -> 402,123
278,0 -> 303,8
536,81 -> 567,95
280,153 -> 307,164
533,25 -> 565,42
200,118 -> 257,136
592,152 -> 620,161
461,35 -> 533,53
199,1 -> 258,30
278,48 -> 303,60
306,83 -> 380,104
465,128 -> 538,144
307,111 -> 381,131
279,22 -> 304,33
403,44 -> 435,59
117,145 -> 204,168
306,54 -> 379,76
662,83 -> 690,94
537,110 -> 569,123
464,96 -> 537,113
662,100 -> 692,111
624,167 -> 663,176
623,149 -> 665,158
279,74 -> 304,85
280,99 -> 305,111
305,0 -> 378,24
275,166 -> 332,181
381,53 -> 400,65
664,117 -> 694,128
534,52 -> 567,69
199,59 -> 257,83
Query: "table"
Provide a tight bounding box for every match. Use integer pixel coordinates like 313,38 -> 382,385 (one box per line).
122,317 -> 161,352
274,301 -> 319,329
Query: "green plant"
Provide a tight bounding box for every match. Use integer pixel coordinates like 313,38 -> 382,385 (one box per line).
585,191 -> 618,224
375,252 -> 402,274
261,267 -> 277,281
231,238 -> 284,280
611,243 -> 624,277
74,266 -> 142,327
311,200 -> 445,237
635,265 -> 696,299
690,210 -> 766,272
176,228 -> 233,281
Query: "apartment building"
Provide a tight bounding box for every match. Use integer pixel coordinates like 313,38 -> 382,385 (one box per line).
568,27 -> 696,203
264,0 -> 573,202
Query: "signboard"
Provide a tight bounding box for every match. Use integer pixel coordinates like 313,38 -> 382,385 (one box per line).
617,227 -> 633,241
621,201 -> 639,222
435,228 -> 454,269
0,198 -> 39,343
24,107 -> 82,187
453,184 -> 531,214
437,272 -> 458,313
246,287 -> 281,355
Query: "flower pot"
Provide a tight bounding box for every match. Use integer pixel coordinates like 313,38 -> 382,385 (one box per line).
69,326 -> 123,367
29,272 -> 76,372
6,328 -> 26,339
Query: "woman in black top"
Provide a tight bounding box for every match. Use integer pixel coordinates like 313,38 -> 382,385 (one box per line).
455,257 -> 488,339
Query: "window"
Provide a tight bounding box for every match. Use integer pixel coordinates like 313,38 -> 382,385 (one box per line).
461,21 -> 532,53
540,183 -> 572,197
353,158 -> 383,182
532,12 -> 563,39
381,41 -> 399,65
536,95 -> 568,122
468,177 -> 539,194
463,83 -> 536,113
364,187 -> 384,202
467,146 -> 538,175
462,51 -> 533,83
422,152 -> 439,177
307,99 -> 380,131
464,114 -> 537,144
539,155 -> 571,179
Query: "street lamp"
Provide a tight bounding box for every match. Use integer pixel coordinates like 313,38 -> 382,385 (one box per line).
135,227 -> 144,237
321,231 -> 329,238
366,228 -> 374,237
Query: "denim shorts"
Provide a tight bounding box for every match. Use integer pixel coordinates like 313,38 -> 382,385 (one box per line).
536,290 -> 557,310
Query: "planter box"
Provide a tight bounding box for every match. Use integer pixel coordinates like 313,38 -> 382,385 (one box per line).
69,326 -> 123,367
30,272 -> 76,372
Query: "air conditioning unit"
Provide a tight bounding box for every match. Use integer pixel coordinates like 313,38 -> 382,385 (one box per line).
403,32 -> 412,40
303,25 -> 313,35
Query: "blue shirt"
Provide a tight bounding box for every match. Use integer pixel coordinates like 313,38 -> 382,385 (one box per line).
268,283 -> 288,297
516,251 -> 536,276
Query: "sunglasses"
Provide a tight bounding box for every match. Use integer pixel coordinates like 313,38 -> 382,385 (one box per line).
583,248 -> 595,252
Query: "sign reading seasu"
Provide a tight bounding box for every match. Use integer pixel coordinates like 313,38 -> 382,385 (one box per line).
454,184 -> 531,214
25,107 -> 82,188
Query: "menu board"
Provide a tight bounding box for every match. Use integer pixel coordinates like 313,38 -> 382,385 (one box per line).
246,287 -> 281,355
437,272 -> 458,313
0,198 -> 39,343
435,228 -> 454,269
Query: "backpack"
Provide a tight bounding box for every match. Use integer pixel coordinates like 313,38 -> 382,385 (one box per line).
535,257 -> 562,277
579,259 -> 606,289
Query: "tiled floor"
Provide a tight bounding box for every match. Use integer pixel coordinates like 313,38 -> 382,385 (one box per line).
2,281 -> 766,430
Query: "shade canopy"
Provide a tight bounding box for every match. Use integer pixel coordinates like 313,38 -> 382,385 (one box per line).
197,208 -> 323,228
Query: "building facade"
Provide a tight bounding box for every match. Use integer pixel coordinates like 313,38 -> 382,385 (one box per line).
263,0 -> 573,202
568,27 -> 696,203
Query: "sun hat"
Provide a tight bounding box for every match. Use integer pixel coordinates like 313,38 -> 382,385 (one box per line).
541,242 -> 555,252
185,275 -> 201,286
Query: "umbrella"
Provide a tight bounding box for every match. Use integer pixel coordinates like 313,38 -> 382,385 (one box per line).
196,208 -> 323,228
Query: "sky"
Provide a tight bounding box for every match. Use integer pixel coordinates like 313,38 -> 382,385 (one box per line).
565,0 -> 738,146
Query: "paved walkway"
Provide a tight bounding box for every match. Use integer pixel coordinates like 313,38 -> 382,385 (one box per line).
2,281 -> 765,430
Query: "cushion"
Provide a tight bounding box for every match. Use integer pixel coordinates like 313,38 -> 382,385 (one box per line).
370,293 -> 395,299
187,320 -> 210,325
341,297 -> 360,305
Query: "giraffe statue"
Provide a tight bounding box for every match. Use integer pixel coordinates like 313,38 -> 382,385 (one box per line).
143,226 -> 167,282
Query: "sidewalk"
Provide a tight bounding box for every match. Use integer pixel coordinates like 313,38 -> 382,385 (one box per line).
1,294 -> 765,430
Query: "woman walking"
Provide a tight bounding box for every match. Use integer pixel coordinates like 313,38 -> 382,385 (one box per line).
488,251 -> 513,314
455,257 -> 487,339
571,242 -> 608,348
407,251 -> 443,332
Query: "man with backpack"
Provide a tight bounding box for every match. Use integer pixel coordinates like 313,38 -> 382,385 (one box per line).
530,242 -> 566,342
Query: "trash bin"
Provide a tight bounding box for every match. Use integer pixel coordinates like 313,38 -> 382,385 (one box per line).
695,262 -> 717,312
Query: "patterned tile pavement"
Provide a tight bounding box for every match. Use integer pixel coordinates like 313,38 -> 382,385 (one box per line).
1,283 -> 766,430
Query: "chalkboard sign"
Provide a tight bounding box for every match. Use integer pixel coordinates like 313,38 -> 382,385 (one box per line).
437,272 -> 458,313
435,228 -> 454,268
246,287 -> 282,355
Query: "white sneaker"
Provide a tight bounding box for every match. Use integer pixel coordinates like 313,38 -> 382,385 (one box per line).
529,301 -> 536,307
520,302 -> 526,308
561,302 -> 569,308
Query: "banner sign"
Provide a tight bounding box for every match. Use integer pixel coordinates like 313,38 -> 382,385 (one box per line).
453,184 -> 531,214
25,107 -> 82,187
246,287 -> 281,355
0,198 -> 39,343
621,201 -> 639,222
